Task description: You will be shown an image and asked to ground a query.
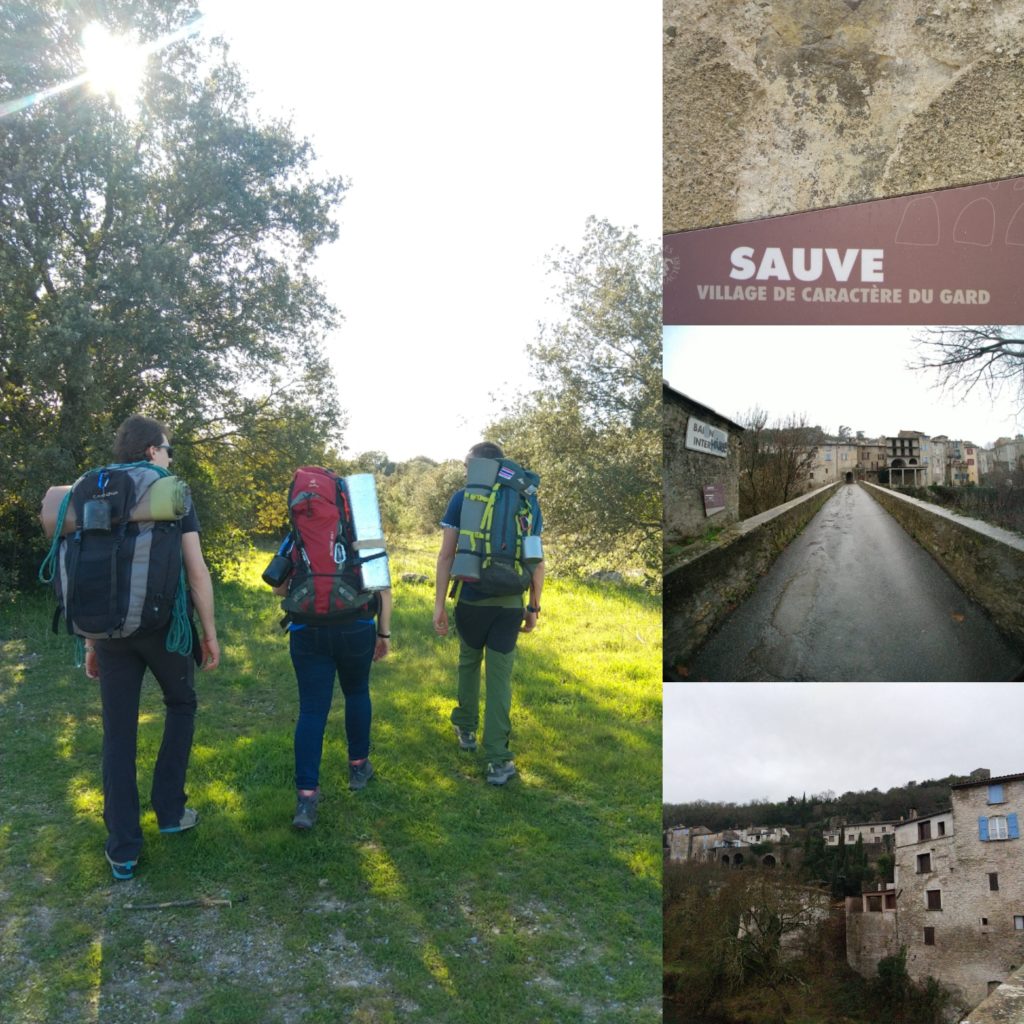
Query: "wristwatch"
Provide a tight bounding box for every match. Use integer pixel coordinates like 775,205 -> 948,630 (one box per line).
526,604 -> 541,614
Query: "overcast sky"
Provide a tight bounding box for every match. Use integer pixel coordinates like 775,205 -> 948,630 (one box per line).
663,325 -> 1024,448
191,1 -> 660,461
663,683 -> 1024,804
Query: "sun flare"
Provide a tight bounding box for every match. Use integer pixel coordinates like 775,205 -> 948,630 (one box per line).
81,22 -> 148,115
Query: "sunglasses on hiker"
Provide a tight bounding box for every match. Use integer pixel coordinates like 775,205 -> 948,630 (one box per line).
154,444 -> 174,459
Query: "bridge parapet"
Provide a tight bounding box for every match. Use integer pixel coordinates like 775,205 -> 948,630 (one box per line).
958,963 -> 1024,1023
664,482 -> 841,676
860,482 -> 1024,654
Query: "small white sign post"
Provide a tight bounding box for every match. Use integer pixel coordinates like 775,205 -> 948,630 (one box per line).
685,417 -> 729,458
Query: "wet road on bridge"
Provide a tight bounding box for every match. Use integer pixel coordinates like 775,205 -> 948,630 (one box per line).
688,483 -> 1024,681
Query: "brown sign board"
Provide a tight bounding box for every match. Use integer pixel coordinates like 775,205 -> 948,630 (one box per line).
664,176 -> 1024,325
702,482 -> 726,516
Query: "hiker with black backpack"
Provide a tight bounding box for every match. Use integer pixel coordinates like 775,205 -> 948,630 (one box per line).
433,442 -> 545,786
40,414 -> 219,881
264,466 -> 392,831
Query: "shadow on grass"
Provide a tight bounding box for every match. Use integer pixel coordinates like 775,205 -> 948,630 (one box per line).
0,563 -> 661,1023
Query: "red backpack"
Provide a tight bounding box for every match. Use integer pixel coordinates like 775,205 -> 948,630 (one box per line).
278,466 -> 379,626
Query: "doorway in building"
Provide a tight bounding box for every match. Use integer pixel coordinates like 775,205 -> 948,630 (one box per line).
845,472 -> 853,483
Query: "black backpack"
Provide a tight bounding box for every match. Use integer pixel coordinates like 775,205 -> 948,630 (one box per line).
41,463 -> 187,643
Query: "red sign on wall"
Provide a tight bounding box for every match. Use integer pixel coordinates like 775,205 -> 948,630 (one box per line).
703,482 -> 726,517
665,176 -> 1024,325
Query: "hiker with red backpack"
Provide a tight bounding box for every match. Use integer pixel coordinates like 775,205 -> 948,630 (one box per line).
433,442 -> 544,786
265,466 -> 392,830
39,414 -> 219,881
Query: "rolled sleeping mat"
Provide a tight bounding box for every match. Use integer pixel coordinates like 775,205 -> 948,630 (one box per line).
345,473 -> 391,590
40,475 -> 191,539
453,458 -> 499,581
494,458 -> 540,496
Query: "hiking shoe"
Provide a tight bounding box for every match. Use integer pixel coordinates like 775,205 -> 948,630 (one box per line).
453,724 -> 478,752
348,759 -> 375,791
159,807 -> 199,834
292,789 -> 320,830
486,760 -> 517,786
105,851 -> 137,881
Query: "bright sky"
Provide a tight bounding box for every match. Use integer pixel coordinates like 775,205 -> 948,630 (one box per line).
663,325 -> 1024,448
191,1 -> 661,461
663,683 -> 1024,804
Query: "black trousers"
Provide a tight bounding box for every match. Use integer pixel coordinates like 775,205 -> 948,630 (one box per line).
96,630 -> 197,863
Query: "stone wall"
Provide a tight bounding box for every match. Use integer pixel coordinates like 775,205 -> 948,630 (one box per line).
959,964 -> 1024,1023
859,482 -> 1024,651
664,482 -> 840,674
846,897 -> 900,977
665,0 -> 1024,233
664,387 -> 743,543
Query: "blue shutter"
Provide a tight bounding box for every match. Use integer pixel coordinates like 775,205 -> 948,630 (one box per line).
989,784 -> 1005,804
1009,814 -> 1020,840
979,816 -> 989,841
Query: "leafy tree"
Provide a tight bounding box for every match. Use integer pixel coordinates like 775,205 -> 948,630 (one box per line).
489,217 -> 660,579
0,0 -> 345,584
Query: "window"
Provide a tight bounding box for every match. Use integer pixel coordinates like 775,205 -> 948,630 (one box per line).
917,853 -> 931,873
982,918 -> 989,926
924,927 -> 935,946
979,814 -> 1020,841
1015,916 -> 1024,931
918,821 -> 932,842
867,895 -> 882,912
870,827 -> 875,833
937,821 -> 946,837
926,890 -> 942,911
990,873 -> 999,891
988,784 -> 1005,804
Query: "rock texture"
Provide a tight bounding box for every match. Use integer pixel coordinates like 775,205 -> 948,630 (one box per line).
664,0 -> 1024,232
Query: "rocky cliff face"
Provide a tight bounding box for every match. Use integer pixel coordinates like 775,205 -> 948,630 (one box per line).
664,0 -> 1024,232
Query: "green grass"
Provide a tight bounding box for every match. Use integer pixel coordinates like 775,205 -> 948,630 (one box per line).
0,536 -> 661,1023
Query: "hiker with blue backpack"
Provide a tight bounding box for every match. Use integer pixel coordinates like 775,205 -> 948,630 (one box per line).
264,466 -> 393,831
39,414 -> 219,881
433,442 -> 545,786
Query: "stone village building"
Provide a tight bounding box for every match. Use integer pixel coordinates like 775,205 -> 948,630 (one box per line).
666,824 -> 791,868
846,769 -> 1024,1012
824,820 -> 900,848
664,382 -> 744,543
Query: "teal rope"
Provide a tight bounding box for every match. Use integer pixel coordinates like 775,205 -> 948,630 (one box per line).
38,487 -> 73,584
164,566 -> 193,656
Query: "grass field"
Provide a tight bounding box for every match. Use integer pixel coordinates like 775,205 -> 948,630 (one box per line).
0,537 -> 661,1023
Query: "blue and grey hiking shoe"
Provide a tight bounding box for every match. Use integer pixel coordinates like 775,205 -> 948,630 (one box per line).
292,789 -> 320,830
485,760 -> 517,786
453,724 -> 477,752
105,851 -> 137,881
159,807 -> 199,834
348,759 -> 375,791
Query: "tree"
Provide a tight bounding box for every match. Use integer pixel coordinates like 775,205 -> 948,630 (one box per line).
737,408 -> 821,517
912,326 -> 1024,403
0,0 -> 345,584
488,217 -> 660,578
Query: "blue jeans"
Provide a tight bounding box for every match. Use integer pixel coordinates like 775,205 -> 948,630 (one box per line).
289,621 -> 375,790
